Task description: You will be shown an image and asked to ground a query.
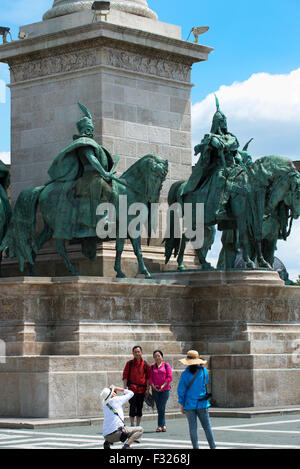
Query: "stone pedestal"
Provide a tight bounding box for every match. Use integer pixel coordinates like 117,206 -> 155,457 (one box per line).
43,0 -> 158,21
0,273 -> 299,418
1,242 -> 199,278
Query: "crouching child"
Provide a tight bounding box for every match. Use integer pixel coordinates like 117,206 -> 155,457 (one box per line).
101,385 -> 144,449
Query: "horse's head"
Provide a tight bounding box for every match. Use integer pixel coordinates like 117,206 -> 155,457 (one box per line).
142,154 -> 169,203
121,154 -> 168,203
283,171 -> 300,219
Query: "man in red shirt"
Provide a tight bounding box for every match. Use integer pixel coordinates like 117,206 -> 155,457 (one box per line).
123,345 -> 151,427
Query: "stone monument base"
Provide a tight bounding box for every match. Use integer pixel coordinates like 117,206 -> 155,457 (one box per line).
0,272 -> 299,418
1,242 -> 199,278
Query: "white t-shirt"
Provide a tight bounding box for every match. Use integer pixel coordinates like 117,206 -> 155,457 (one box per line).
102,389 -> 134,437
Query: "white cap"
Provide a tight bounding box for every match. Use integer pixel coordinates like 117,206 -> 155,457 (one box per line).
100,385 -> 114,404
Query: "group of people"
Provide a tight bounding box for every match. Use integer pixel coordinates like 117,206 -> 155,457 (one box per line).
100,346 -> 216,450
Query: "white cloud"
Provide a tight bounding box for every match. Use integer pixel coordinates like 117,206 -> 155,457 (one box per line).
192,68 -> 300,162
193,68 -> 300,279
0,152 -> 10,164
0,80 -> 5,103
276,220 -> 300,281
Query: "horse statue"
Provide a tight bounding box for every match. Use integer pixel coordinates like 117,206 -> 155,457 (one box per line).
218,196 -> 297,270
166,155 -> 300,271
0,160 -> 12,276
1,103 -> 168,279
164,97 -> 300,271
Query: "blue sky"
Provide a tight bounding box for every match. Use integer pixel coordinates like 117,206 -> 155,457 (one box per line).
0,0 -> 299,279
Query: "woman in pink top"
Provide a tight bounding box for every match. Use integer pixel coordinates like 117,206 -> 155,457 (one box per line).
149,350 -> 173,432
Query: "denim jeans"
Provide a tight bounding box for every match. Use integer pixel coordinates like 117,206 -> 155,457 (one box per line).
152,390 -> 170,427
185,408 -> 216,449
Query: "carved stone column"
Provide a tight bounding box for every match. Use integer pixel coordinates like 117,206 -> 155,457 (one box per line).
43,0 -> 158,21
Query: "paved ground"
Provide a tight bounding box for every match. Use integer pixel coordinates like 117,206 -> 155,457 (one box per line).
0,413 -> 300,449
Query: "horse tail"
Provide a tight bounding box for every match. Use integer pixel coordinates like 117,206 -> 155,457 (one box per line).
1,186 -> 44,272
164,181 -> 184,264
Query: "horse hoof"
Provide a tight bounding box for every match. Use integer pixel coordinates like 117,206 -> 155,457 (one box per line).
116,273 -> 126,279
246,262 -> 255,269
140,270 -> 152,279
177,265 -> 186,272
202,263 -> 214,271
258,259 -> 272,269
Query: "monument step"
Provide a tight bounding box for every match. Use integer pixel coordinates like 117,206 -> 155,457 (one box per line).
197,338 -> 300,355
4,340 -> 182,356
152,270 -> 285,286
0,354 -> 209,372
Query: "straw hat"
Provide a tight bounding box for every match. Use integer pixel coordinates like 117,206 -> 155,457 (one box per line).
179,350 -> 207,366
100,385 -> 114,404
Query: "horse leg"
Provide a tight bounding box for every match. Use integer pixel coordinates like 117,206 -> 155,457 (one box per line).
262,239 -> 276,268
218,229 -> 238,269
255,240 -> 272,269
238,229 -> 255,269
114,237 -> 126,278
195,226 -> 214,270
177,234 -> 187,271
28,224 -> 53,276
130,236 -> 152,279
56,239 -> 80,276
195,248 -> 213,270
230,197 -> 255,269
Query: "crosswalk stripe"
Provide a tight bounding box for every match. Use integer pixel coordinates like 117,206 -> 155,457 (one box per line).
213,418 -> 300,430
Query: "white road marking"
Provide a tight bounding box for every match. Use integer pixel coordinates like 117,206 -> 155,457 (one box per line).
215,428 -> 300,435
0,429 -> 101,439
0,434 -> 16,440
0,436 -> 100,445
213,419 -> 300,430
0,433 -> 299,450
1,417 -> 300,450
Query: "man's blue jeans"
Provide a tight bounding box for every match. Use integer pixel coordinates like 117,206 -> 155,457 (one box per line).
152,390 -> 170,427
185,408 -> 216,449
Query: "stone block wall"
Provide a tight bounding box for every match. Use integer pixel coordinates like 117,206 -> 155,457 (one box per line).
0,277 -> 299,418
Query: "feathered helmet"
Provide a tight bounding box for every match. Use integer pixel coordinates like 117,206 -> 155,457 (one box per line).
76,102 -> 94,135
210,95 -> 227,134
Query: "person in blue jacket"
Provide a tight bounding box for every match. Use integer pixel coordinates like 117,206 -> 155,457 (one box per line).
177,350 -> 216,449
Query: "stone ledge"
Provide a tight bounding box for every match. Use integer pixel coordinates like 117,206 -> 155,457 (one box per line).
0,20 -> 213,66
152,269 -> 285,286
